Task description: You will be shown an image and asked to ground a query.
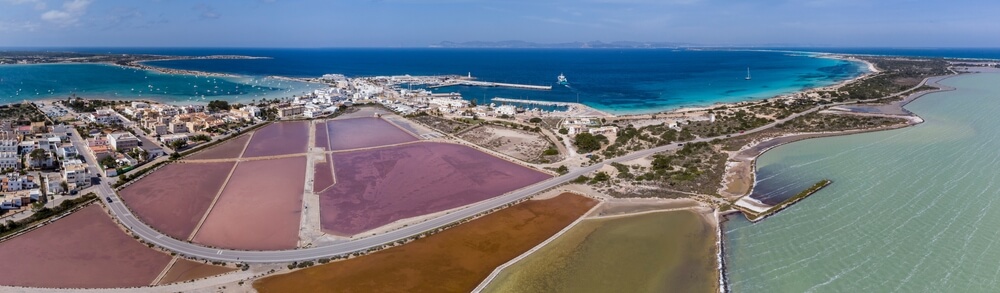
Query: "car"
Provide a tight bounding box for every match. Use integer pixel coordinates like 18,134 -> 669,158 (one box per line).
677,143 -> 684,146
105,196 -> 113,203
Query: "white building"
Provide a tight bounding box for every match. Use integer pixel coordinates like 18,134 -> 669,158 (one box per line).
62,159 -> 91,189
4,173 -> 36,192
46,174 -> 64,194
107,132 -> 140,151
0,131 -> 19,170
429,97 -> 469,109
494,105 -> 517,116
82,109 -> 119,124
131,101 -> 150,109
240,105 -> 261,118
57,145 -> 79,160
159,133 -> 189,144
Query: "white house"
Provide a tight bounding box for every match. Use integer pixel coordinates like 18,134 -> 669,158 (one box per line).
494,105 -> 517,116
62,159 -> 90,189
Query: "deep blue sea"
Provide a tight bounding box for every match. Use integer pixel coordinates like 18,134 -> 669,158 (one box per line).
144,49 -> 869,114
2,47 -> 994,113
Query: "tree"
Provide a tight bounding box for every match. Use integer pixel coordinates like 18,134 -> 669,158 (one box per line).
100,156 -> 118,169
556,165 -> 569,174
29,149 -> 47,169
170,139 -> 187,150
573,133 -> 603,153
529,117 -> 543,123
207,100 -> 231,113
558,128 -> 569,135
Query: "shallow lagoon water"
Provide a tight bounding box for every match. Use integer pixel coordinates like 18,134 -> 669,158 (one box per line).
725,73 -> 1000,292
0,63 -> 322,104
484,210 -> 717,293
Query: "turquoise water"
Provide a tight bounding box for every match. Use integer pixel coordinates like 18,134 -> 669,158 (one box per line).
725,73 -> 1000,292
0,63 -> 323,104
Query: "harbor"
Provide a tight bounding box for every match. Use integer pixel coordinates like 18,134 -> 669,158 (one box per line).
428,80 -> 552,90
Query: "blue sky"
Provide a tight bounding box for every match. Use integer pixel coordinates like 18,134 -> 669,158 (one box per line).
0,0 -> 997,47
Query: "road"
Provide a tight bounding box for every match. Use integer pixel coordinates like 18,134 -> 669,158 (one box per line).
95,77 -> 942,263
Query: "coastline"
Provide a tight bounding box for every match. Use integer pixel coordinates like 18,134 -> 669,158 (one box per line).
630,54 -> 878,117
114,60 -> 238,78
715,72 -> 961,290
722,73 -> 957,203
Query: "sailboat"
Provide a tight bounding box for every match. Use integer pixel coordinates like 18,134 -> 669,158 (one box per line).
745,67 -> 752,80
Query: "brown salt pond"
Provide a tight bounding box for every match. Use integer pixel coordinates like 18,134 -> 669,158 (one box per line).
320,142 -> 551,236
156,258 -> 236,285
0,205 -> 172,288
243,121 -> 310,157
253,193 -> 597,293
186,133 -> 251,160
325,117 -> 417,151
313,155 -> 335,192
120,162 -> 235,240
193,157 -> 306,250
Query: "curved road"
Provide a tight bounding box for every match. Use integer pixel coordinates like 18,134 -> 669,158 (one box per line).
100,76 -> 945,263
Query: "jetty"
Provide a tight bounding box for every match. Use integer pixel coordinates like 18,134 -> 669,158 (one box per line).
427,80 -> 552,90
736,179 -> 832,222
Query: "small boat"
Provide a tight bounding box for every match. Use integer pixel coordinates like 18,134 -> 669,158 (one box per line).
557,73 -> 569,85
745,67 -> 752,80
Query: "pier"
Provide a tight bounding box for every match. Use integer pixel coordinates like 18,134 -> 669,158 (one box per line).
427,80 -> 552,90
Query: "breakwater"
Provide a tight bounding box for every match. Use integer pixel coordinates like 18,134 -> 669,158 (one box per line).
739,179 -> 831,222
427,80 -> 551,90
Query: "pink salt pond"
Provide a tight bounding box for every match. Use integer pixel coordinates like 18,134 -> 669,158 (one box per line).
243,121 -> 310,157
324,117 -> 418,151
319,142 -> 551,236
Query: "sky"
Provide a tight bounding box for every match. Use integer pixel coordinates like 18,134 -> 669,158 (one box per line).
0,0 -> 998,48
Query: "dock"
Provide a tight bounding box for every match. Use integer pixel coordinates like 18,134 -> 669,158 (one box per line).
427,80 -> 552,90
737,179 -> 832,222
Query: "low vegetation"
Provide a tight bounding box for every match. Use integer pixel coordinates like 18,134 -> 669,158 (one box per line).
410,113 -> 473,134
0,193 -> 98,238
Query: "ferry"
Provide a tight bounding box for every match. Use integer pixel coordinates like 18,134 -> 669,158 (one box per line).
558,73 -> 569,85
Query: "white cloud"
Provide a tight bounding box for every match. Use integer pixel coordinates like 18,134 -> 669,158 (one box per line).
40,0 -> 90,25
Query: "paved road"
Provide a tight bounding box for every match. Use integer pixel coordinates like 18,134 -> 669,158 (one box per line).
96,76 -> 943,263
